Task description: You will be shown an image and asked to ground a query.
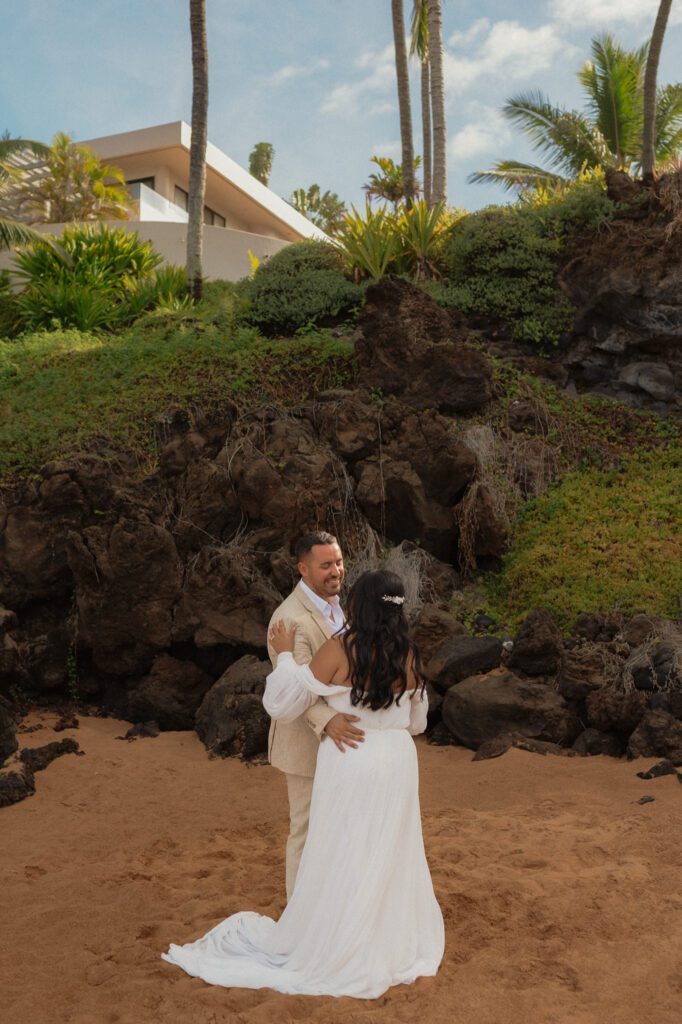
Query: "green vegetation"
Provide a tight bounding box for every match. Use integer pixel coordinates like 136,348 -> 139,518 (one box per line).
438,207 -> 574,347
485,447 -> 682,630
0,317 -> 353,480
9,224 -> 190,332
237,239 -> 364,335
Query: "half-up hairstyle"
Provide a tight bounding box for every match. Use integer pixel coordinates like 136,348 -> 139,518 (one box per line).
341,570 -> 425,710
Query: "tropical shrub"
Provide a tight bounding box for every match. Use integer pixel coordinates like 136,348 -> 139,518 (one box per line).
238,239 -> 364,334
519,169 -> 614,240
440,208 -> 574,346
11,224 -> 189,331
0,269 -> 21,338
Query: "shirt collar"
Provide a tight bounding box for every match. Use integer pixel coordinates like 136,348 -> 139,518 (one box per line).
300,580 -> 335,616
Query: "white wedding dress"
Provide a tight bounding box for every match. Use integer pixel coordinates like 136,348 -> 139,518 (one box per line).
161,653 -> 444,998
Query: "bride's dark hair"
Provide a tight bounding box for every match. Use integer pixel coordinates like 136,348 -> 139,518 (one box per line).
341,570 -> 425,710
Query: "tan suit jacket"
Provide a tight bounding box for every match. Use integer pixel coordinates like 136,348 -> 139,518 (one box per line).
266,582 -> 340,777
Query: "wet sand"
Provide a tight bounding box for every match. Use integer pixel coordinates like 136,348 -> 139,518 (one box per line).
1,710 -> 680,1024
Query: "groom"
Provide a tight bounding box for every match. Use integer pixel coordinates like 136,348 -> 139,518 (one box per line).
266,531 -> 364,899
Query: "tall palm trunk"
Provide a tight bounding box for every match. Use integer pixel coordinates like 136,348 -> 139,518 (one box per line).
187,0 -> 208,300
391,0 -> 415,210
426,0 -> 446,205
421,57 -> 432,207
642,0 -> 673,180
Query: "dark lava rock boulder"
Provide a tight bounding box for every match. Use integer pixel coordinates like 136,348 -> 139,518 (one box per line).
410,605 -> 467,665
0,758 -> 35,807
20,737 -> 81,772
571,728 -> 623,757
354,454 -> 456,561
557,644 -> 620,700
67,517 -> 183,675
442,669 -> 581,751
627,710 -> 682,762
623,637 -> 682,693
586,687 -> 647,736
621,613 -> 667,647
0,696 -> 19,766
355,276 -> 492,414
173,545 -> 281,650
195,655 -> 270,758
126,654 -> 213,731
426,635 -> 503,693
508,608 -> 564,677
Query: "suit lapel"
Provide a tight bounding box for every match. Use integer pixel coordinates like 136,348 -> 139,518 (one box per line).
294,582 -> 335,642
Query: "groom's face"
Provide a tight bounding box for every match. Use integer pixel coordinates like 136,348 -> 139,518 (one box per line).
299,542 -> 344,601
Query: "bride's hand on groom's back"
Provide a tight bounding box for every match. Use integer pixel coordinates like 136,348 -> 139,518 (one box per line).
269,620 -> 296,654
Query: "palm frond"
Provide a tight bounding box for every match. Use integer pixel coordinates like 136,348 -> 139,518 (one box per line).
654,83 -> 682,163
577,33 -> 646,162
503,93 -> 609,176
0,217 -> 47,251
409,0 -> 428,59
468,161 -> 569,192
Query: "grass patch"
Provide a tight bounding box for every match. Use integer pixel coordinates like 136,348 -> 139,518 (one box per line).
484,447 -> 682,631
0,319 -> 354,480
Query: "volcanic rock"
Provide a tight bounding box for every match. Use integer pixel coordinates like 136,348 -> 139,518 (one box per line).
442,669 -> 580,750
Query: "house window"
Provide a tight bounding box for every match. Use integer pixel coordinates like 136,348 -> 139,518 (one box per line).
127,176 -> 155,190
204,206 -> 225,227
174,185 -> 189,211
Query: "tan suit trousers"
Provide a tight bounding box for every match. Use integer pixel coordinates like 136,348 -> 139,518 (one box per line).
285,772 -> 315,900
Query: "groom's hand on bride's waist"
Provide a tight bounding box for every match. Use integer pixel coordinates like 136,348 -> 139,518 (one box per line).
324,713 -> 365,752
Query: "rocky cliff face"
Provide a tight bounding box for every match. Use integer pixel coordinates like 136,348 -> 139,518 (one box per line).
0,279 -> 495,719
0,270 -> 680,774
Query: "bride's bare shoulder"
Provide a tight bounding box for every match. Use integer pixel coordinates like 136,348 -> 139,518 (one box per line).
310,637 -> 348,685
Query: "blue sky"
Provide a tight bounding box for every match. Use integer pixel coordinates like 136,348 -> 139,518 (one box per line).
3,0 -> 682,212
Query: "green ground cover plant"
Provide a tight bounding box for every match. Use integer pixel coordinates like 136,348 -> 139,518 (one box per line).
0,319 -> 353,480
484,446 -> 682,630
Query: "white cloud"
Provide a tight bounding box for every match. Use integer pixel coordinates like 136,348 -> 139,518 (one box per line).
549,0 -> 682,26
445,20 -> 573,94
268,58 -> 330,86
449,108 -> 512,164
321,44 -> 396,116
369,140 -> 401,160
448,18 -> 491,48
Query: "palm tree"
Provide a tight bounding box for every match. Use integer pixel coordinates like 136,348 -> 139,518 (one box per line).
410,0 -> 431,207
426,0 -> 446,204
1,133 -> 130,224
187,0 -> 208,301
642,0 -> 674,179
249,142 -> 274,186
391,0 -> 415,210
363,155 -> 421,209
290,184 -> 347,234
471,34 -> 682,191
0,135 -> 51,249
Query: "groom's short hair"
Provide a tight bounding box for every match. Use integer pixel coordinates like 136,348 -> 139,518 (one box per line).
295,532 -> 339,561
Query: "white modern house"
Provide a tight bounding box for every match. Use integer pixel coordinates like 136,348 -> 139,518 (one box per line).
0,121 -> 326,280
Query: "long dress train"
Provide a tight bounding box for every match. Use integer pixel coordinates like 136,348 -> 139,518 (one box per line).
161,653 -> 444,998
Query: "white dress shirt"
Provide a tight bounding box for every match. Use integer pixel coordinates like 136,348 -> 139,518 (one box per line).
300,581 -> 345,632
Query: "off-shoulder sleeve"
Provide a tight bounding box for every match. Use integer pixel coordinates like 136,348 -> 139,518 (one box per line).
408,689 -> 428,736
263,652 -> 317,723
263,653 -> 349,723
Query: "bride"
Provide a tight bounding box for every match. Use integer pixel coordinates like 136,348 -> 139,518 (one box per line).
161,569 -> 444,999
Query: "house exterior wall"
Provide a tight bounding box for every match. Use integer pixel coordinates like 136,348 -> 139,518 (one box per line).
0,220 -> 290,282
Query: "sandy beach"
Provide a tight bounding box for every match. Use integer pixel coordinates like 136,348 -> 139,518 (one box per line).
1,710 -> 680,1024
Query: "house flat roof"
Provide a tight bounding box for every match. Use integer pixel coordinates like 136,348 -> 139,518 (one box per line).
82,122 -> 328,243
